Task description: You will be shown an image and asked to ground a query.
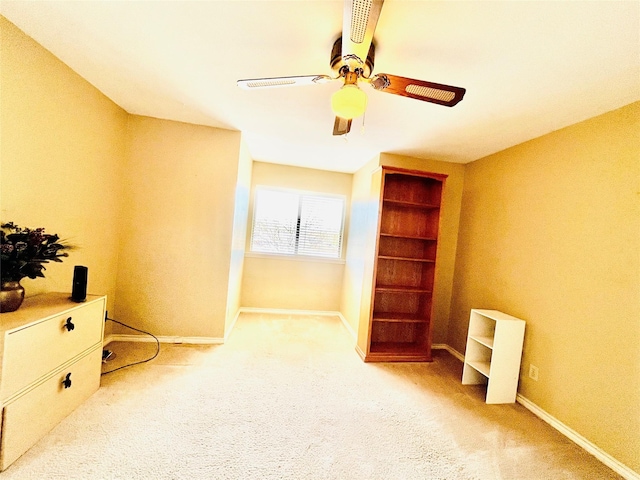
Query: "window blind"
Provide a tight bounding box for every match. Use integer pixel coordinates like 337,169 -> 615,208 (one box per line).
250,188 -> 345,258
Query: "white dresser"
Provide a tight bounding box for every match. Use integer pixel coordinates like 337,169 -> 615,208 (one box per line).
0,292 -> 105,470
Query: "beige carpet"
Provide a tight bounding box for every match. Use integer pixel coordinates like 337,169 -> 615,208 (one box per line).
3,313 -> 622,479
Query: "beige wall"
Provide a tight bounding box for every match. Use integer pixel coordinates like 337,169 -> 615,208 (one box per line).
116,116 -> 242,339
341,154 -> 465,345
0,17 -> 127,316
340,155 -> 381,337
449,102 -> 640,471
224,138 -> 253,336
241,162 -> 352,311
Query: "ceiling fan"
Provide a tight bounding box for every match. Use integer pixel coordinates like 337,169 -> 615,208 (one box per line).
237,0 -> 466,136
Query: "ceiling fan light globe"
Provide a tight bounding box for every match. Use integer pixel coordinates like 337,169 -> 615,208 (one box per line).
331,85 -> 367,120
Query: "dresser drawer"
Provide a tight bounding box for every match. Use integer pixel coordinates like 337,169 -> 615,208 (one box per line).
1,298 -> 104,400
0,346 -> 102,470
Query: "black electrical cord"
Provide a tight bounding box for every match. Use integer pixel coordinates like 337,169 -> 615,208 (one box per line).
101,317 -> 160,376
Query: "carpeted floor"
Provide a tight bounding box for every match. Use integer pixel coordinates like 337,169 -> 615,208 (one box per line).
2,312 -> 622,479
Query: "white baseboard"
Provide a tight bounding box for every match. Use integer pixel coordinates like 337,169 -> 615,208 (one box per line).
336,312 -> 357,341
432,344 -> 465,362
239,306 -> 344,317
224,309 -> 242,342
105,334 -> 224,345
439,344 -> 637,478
238,307 -> 358,340
105,308 -> 348,347
516,394 -> 639,480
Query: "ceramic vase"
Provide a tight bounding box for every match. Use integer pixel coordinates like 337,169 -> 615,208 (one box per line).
0,280 -> 25,313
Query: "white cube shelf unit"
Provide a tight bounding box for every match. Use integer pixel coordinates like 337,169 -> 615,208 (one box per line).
462,309 -> 526,404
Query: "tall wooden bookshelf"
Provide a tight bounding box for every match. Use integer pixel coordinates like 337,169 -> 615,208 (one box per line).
362,167 -> 446,362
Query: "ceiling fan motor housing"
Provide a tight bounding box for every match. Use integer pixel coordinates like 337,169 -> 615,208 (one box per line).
237,0 -> 466,138
330,36 -> 375,78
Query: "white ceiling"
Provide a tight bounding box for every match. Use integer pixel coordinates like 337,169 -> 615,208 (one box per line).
2,1 -> 639,173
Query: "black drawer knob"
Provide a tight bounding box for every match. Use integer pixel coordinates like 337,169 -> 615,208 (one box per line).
64,317 -> 75,332
62,373 -> 72,389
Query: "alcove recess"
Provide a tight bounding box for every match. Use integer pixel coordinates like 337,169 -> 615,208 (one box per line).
363,167 -> 445,362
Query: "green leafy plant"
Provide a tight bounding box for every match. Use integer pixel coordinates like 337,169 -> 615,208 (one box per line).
1,222 -> 71,282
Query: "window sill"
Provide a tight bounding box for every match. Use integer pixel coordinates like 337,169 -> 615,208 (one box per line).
244,252 -> 346,265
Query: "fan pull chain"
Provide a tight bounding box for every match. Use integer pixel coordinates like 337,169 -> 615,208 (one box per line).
361,111 -> 366,134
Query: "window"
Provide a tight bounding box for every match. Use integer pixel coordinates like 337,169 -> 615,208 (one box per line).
250,188 -> 345,259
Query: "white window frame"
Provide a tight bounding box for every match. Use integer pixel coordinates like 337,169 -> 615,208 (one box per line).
249,187 -> 346,260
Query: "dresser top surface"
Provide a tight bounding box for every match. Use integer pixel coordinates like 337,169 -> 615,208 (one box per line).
0,292 -> 106,335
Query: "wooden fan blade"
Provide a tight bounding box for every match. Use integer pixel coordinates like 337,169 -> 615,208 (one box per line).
237,75 -> 332,90
333,116 -> 352,136
370,73 -> 466,107
342,0 -> 384,67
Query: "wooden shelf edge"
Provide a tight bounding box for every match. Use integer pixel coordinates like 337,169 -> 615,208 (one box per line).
377,255 -> 435,263
364,351 -> 432,362
375,285 -> 432,293
372,316 -> 429,323
372,312 -> 430,322
370,341 -> 431,354
379,233 -> 438,241
382,198 -> 440,210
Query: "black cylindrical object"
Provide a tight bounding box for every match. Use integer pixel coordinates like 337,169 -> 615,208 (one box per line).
71,265 -> 88,302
